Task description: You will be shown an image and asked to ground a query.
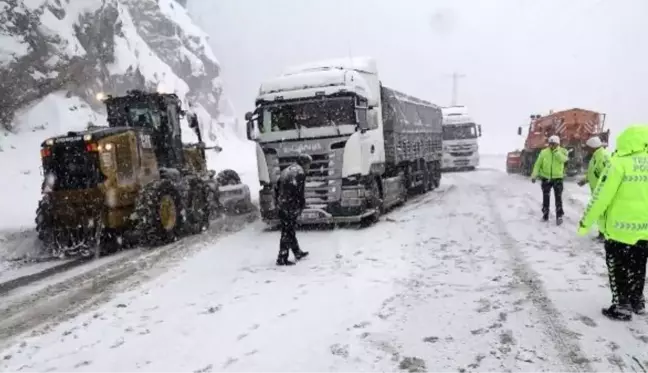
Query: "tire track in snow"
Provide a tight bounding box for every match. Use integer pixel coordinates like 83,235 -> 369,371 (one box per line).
389,183 -> 457,216
368,173 -> 567,371
509,186 -> 648,372
0,212 -> 257,349
482,184 -> 594,372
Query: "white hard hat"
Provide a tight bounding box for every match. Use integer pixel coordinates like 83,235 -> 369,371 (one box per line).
548,135 -> 560,144
585,136 -> 603,148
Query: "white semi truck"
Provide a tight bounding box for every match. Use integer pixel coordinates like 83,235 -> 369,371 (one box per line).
441,106 -> 482,171
245,57 -> 443,225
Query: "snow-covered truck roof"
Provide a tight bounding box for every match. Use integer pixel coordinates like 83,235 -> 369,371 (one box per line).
441,106 -> 474,125
441,105 -> 469,116
257,68 -> 372,103
443,113 -> 475,126
282,56 -> 378,76
390,87 -> 439,109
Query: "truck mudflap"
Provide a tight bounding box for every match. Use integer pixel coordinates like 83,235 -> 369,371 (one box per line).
263,207 -> 377,225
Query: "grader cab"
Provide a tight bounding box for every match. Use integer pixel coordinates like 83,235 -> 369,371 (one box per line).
36,90 -> 252,258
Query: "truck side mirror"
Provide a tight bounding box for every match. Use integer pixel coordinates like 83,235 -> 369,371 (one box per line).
478,124 -> 482,137
244,112 -> 253,121
189,115 -> 198,129
517,126 -> 522,136
246,120 -> 258,140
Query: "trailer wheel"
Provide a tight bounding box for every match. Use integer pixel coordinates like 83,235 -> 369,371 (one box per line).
397,171 -> 408,204
430,161 -> 441,189
425,162 -> 435,191
135,180 -> 183,246
217,169 -> 241,186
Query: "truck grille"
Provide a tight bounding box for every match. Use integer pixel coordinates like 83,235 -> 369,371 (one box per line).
278,152 -> 339,206
449,144 -> 474,152
450,151 -> 473,157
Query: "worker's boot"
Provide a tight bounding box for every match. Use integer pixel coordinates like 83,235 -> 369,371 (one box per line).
632,294 -> 646,315
542,213 -> 549,222
556,216 -> 563,226
276,257 -> 295,266
602,303 -> 633,321
596,232 -> 606,242
295,251 -> 309,261
276,248 -> 295,266
633,301 -> 646,315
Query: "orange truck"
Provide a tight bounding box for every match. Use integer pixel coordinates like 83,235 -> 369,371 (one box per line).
506,108 -> 610,176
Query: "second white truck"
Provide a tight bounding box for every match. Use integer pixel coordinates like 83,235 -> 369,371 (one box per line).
245,57 -> 443,225
441,106 -> 482,171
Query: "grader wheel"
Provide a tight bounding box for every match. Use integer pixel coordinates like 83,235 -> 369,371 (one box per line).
135,180 -> 183,246
185,178 -> 211,235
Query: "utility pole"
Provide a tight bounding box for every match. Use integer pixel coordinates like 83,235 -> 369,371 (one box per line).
448,72 -> 466,106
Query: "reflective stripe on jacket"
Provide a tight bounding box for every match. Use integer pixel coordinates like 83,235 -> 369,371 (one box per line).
586,147 -> 611,191
578,125 -> 648,245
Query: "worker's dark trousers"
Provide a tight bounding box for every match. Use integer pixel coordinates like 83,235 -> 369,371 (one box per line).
605,240 -> 648,307
541,178 -> 564,218
278,210 -> 301,261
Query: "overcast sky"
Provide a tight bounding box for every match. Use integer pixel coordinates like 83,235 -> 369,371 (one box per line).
188,0 -> 647,154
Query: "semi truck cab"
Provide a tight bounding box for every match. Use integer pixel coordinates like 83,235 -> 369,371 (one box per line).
245,57 -> 386,225
246,57 -> 443,226
441,107 -> 481,171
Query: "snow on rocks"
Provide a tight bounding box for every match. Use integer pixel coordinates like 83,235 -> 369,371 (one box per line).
0,0 -> 255,240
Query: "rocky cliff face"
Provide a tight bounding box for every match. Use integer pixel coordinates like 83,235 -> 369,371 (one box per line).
0,0 -> 225,133
0,0 -> 259,233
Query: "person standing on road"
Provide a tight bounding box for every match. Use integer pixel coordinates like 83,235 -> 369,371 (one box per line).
577,125 -> 648,321
275,154 -> 312,266
531,135 -> 571,225
577,136 -> 611,241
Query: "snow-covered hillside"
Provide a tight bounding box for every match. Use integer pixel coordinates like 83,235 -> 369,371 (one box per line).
0,0 -> 257,235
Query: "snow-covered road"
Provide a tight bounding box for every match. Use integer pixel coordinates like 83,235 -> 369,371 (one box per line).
3,167 -> 648,372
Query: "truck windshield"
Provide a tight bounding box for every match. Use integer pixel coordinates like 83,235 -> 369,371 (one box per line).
260,97 -> 355,133
443,123 -> 477,140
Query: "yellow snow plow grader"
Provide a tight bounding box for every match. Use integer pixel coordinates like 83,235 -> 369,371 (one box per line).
35,90 -> 253,258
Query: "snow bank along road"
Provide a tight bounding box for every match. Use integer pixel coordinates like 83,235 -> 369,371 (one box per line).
3,168 -> 648,372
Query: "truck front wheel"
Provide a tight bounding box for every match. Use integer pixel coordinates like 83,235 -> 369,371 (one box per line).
366,177 -> 383,224
430,161 -> 441,189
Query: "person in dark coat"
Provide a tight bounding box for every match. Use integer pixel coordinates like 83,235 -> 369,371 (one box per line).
275,154 -> 312,266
